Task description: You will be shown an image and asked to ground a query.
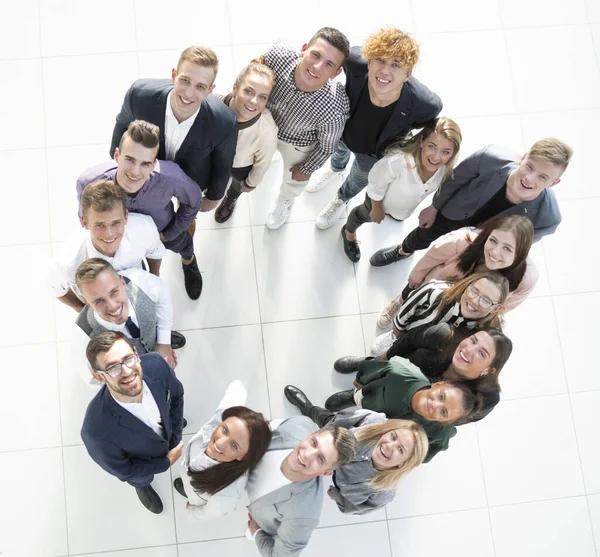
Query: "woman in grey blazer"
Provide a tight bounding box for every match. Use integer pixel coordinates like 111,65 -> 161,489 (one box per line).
284,387 -> 428,515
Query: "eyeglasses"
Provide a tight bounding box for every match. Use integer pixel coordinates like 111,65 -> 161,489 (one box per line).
96,351 -> 139,378
465,285 -> 499,310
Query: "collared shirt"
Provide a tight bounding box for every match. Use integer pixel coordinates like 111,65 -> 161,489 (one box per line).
164,91 -> 200,161
50,212 -> 166,299
71,267 -> 174,388
114,380 -> 165,439
76,160 -> 202,241
264,43 -> 350,174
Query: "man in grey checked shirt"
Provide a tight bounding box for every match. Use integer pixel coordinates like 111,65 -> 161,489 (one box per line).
263,27 -> 350,229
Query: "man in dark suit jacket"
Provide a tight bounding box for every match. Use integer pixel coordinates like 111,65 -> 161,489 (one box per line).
370,139 -> 573,267
313,27 -> 442,230
81,331 -> 184,514
110,46 -> 237,213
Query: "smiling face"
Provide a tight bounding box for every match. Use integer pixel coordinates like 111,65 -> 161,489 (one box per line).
483,229 -> 517,270
114,137 -> 158,194
412,383 -> 466,423
231,73 -> 273,123
451,331 -> 497,380
205,416 -> 251,463
81,206 -> 128,257
419,131 -> 456,177
506,153 -> 563,204
170,60 -> 216,122
92,339 -> 144,399
460,278 -> 503,320
371,428 -> 415,470
283,430 -> 339,481
367,57 -> 410,99
294,38 -> 345,93
80,270 -> 129,325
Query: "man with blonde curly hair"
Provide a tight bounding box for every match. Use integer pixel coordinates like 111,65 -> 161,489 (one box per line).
312,28 -> 442,230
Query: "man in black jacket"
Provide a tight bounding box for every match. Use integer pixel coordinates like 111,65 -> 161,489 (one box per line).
313,28 -> 442,230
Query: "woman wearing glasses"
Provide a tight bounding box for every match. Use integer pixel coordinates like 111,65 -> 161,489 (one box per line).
378,215 -> 536,328
371,271 -> 509,355
173,380 -> 272,520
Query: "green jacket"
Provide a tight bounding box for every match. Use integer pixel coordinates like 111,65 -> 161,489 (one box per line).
357,356 -> 456,463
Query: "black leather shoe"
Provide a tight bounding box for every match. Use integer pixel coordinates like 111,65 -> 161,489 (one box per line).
171,331 -> 186,349
182,256 -> 203,300
173,477 -> 187,497
369,245 -> 413,267
215,195 -> 238,223
333,356 -> 364,374
135,485 -> 163,514
284,385 -> 314,416
183,417 -> 188,429
341,226 -> 360,262
325,389 -> 356,412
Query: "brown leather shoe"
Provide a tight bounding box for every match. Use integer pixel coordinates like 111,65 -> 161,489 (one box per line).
215,196 -> 238,223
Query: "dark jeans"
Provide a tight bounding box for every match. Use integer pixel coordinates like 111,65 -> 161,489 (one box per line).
345,196 -> 373,233
127,475 -> 153,489
402,213 -> 468,253
163,229 -> 194,260
331,141 -> 378,202
226,165 -> 254,200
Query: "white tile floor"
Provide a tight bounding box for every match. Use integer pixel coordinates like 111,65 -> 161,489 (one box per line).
0,0 -> 598,555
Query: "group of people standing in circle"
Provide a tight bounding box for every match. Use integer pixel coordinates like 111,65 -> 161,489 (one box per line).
49,21 -> 573,557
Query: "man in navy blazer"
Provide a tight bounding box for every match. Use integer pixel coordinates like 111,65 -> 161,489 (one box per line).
81,331 -> 184,514
110,45 -> 237,213
313,27 -> 442,229
370,138 -> 573,267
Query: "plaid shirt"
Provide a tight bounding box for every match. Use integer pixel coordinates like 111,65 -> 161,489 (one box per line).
264,43 -> 350,174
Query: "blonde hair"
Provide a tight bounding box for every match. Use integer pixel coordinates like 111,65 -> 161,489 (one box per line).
355,420 -> 428,490
176,46 -> 219,80
362,27 -> 420,72
81,180 -> 126,217
321,425 -> 358,467
232,56 -> 276,95
397,117 -> 462,182
528,138 -> 572,170
75,258 -> 119,294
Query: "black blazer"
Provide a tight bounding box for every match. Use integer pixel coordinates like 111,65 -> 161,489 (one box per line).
343,46 -> 443,158
110,79 -> 238,200
81,353 -> 184,485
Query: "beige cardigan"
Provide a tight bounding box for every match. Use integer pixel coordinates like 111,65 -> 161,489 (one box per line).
408,227 -> 538,311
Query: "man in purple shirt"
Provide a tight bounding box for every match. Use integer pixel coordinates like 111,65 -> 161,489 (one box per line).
77,120 -> 204,300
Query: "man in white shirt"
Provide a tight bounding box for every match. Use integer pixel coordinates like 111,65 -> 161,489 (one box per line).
72,258 -> 185,387
246,416 -> 357,557
50,180 -> 165,312
81,332 -> 185,514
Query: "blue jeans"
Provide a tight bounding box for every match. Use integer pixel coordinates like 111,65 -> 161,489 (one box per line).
330,141 -> 378,202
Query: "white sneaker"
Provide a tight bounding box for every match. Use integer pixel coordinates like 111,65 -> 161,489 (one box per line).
306,167 -> 345,193
266,195 -> 294,230
377,298 -> 402,328
370,330 -> 397,356
316,195 -> 348,230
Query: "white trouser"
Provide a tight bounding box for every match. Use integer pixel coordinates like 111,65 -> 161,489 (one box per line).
276,139 -> 317,199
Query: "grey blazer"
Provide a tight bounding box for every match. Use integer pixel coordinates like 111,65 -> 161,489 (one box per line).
432,144 -> 562,241
248,416 -> 323,557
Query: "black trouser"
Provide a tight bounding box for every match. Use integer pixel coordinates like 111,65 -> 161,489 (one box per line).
225,165 -> 254,200
302,405 -> 335,428
402,213 -> 470,253
162,229 -> 194,260
345,196 -> 373,233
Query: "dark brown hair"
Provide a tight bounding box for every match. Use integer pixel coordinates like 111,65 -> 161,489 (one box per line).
188,406 -> 272,495
86,331 -> 133,370
458,215 -> 534,291
308,27 -> 350,63
439,381 -> 483,426
75,258 -> 119,294
118,120 -> 160,153
81,180 -> 127,217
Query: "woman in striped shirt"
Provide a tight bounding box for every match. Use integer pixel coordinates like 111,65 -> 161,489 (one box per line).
371,271 -> 509,355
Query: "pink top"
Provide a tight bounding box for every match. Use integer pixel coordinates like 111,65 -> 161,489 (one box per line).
409,227 -> 538,312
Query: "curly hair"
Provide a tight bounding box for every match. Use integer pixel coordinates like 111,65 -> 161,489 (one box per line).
362,27 -> 420,71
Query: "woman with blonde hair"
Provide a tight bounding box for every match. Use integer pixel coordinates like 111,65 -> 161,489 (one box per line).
284,385 -> 428,514
214,57 -> 278,223
338,117 -> 462,262
371,271 -> 509,355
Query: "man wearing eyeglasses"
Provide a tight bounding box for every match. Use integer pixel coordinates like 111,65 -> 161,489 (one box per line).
81,331 -> 185,514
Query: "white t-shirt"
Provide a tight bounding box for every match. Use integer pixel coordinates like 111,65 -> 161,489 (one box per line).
246,449 -> 293,504
164,91 -> 200,161
114,380 -> 164,439
50,212 -> 166,299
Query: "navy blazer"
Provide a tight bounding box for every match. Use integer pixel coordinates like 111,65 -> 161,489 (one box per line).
81,353 -> 184,485
343,46 -> 442,158
432,144 -> 562,241
110,79 -> 238,201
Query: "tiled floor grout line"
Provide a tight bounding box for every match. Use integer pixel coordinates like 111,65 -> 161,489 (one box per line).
474,419 -> 497,557
67,543 -> 177,556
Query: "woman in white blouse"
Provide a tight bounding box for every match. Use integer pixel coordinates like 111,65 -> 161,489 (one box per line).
339,117 -> 462,262
173,380 -> 271,520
